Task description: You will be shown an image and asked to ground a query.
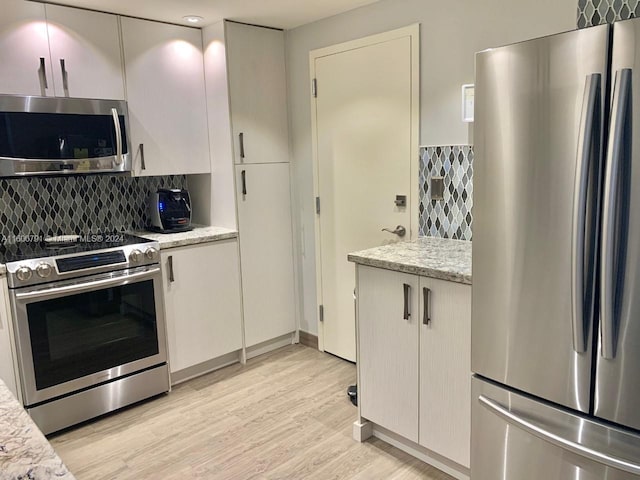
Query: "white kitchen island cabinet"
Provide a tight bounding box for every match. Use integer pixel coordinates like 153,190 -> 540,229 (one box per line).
350,237 -> 472,480
121,17 -> 210,177
0,1 -> 124,99
161,239 -> 243,382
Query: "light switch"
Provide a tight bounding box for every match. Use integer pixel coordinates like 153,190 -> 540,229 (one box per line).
462,84 -> 474,123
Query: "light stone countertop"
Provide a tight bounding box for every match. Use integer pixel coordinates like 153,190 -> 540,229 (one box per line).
134,225 -> 238,250
0,379 -> 75,480
348,236 -> 472,285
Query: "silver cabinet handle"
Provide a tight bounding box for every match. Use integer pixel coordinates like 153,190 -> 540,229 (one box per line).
111,108 -> 123,166
39,57 -> 48,89
382,225 -> 406,237
241,169 -> 247,196
423,287 -> 431,325
168,255 -> 175,283
140,143 -> 146,171
239,132 -> 245,159
479,395 -> 640,475
571,73 -> 601,353
60,58 -> 69,93
601,69 -> 631,360
403,283 -> 411,320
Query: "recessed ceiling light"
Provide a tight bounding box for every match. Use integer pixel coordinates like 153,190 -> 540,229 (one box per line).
183,15 -> 204,24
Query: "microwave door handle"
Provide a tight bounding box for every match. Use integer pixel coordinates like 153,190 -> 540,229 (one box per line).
111,108 -> 123,166
571,73 -> 600,353
14,268 -> 160,302
601,69 -> 631,360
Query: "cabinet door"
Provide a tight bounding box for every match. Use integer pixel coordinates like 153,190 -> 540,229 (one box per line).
357,265 -> 419,442
0,0 -> 53,96
226,21 -> 290,164
236,163 -> 296,347
45,5 -> 124,100
161,240 -> 243,374
121,17 -> 210,176
419,277 -> 471,467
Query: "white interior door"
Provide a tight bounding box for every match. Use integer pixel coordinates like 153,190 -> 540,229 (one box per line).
312,25 -> 419,361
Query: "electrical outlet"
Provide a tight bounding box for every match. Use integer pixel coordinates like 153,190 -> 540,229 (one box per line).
431,177 -> 445,201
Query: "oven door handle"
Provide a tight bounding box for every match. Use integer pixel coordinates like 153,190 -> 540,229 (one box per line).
14,268 -> 160,302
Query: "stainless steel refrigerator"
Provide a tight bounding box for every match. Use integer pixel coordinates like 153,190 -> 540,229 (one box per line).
473,18 -> 640,479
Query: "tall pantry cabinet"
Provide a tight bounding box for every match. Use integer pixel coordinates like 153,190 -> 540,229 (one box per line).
204,21 -> 297,350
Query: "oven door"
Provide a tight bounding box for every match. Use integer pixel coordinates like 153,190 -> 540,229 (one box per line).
10,265 -> 167,406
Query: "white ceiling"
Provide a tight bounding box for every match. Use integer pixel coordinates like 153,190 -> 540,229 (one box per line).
44,0 -> 381,29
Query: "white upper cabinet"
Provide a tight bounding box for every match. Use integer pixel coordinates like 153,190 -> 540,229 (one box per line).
225,21 -> 290,164
0,1 -> 124,99
0,0 -> 53,96
45,4 -> 125,100
121,17 -> 211,176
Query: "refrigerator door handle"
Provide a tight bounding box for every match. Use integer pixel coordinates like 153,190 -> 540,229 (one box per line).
479,395 -> 640,475
601,68 -> 632,360
572,73 -> 601,353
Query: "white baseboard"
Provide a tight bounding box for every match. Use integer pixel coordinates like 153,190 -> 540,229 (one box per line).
245,332 -> 295,360
369,424 -> 470,480
169,350 -> 242,385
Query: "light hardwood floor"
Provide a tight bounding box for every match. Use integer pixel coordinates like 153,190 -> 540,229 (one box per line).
50,345 -> 454,480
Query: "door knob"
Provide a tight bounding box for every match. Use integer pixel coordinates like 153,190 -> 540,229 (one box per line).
382,225 -> 406,237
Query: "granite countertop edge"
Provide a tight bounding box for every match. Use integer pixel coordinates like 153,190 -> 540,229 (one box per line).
0,379 -> 76,479
348,237 -> 472,285
133,225 -> 238,250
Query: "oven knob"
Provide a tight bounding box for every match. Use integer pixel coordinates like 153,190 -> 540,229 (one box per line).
36,263 -> 53,278
129,249 -> 143,263
145,247 -> 159,261
16,266 -> 33,282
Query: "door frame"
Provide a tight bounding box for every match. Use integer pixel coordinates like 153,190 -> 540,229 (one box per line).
309,24 -> 420,352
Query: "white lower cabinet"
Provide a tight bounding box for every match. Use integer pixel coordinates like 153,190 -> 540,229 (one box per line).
0,277 -> 18,398
357,265 -> 471,469
235,163 -> 296,347
161,240 -> 242,376
418,276 -> 471,468
358,267 -> 419,442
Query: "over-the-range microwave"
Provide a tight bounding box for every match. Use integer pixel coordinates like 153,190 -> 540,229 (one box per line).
0,94 -> 132,177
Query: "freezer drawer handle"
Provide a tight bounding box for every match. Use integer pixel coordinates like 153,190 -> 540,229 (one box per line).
571,73 -> 601,354
479,395 -> 640,475
403,283 -> 411,320
601,68 -> 632,360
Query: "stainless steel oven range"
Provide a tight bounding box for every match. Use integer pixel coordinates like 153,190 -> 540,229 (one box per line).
4,234 -> 169,434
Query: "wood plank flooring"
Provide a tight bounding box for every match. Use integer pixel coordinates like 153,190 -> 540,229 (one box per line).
50,345 -> 454,480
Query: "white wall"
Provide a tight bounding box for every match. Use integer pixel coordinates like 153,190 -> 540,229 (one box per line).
286,0 -> 577,335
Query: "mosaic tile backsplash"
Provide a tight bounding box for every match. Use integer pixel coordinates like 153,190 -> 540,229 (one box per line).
577,0 -> 639,27
0,174 -> 187,240
419,146 -> 473,241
